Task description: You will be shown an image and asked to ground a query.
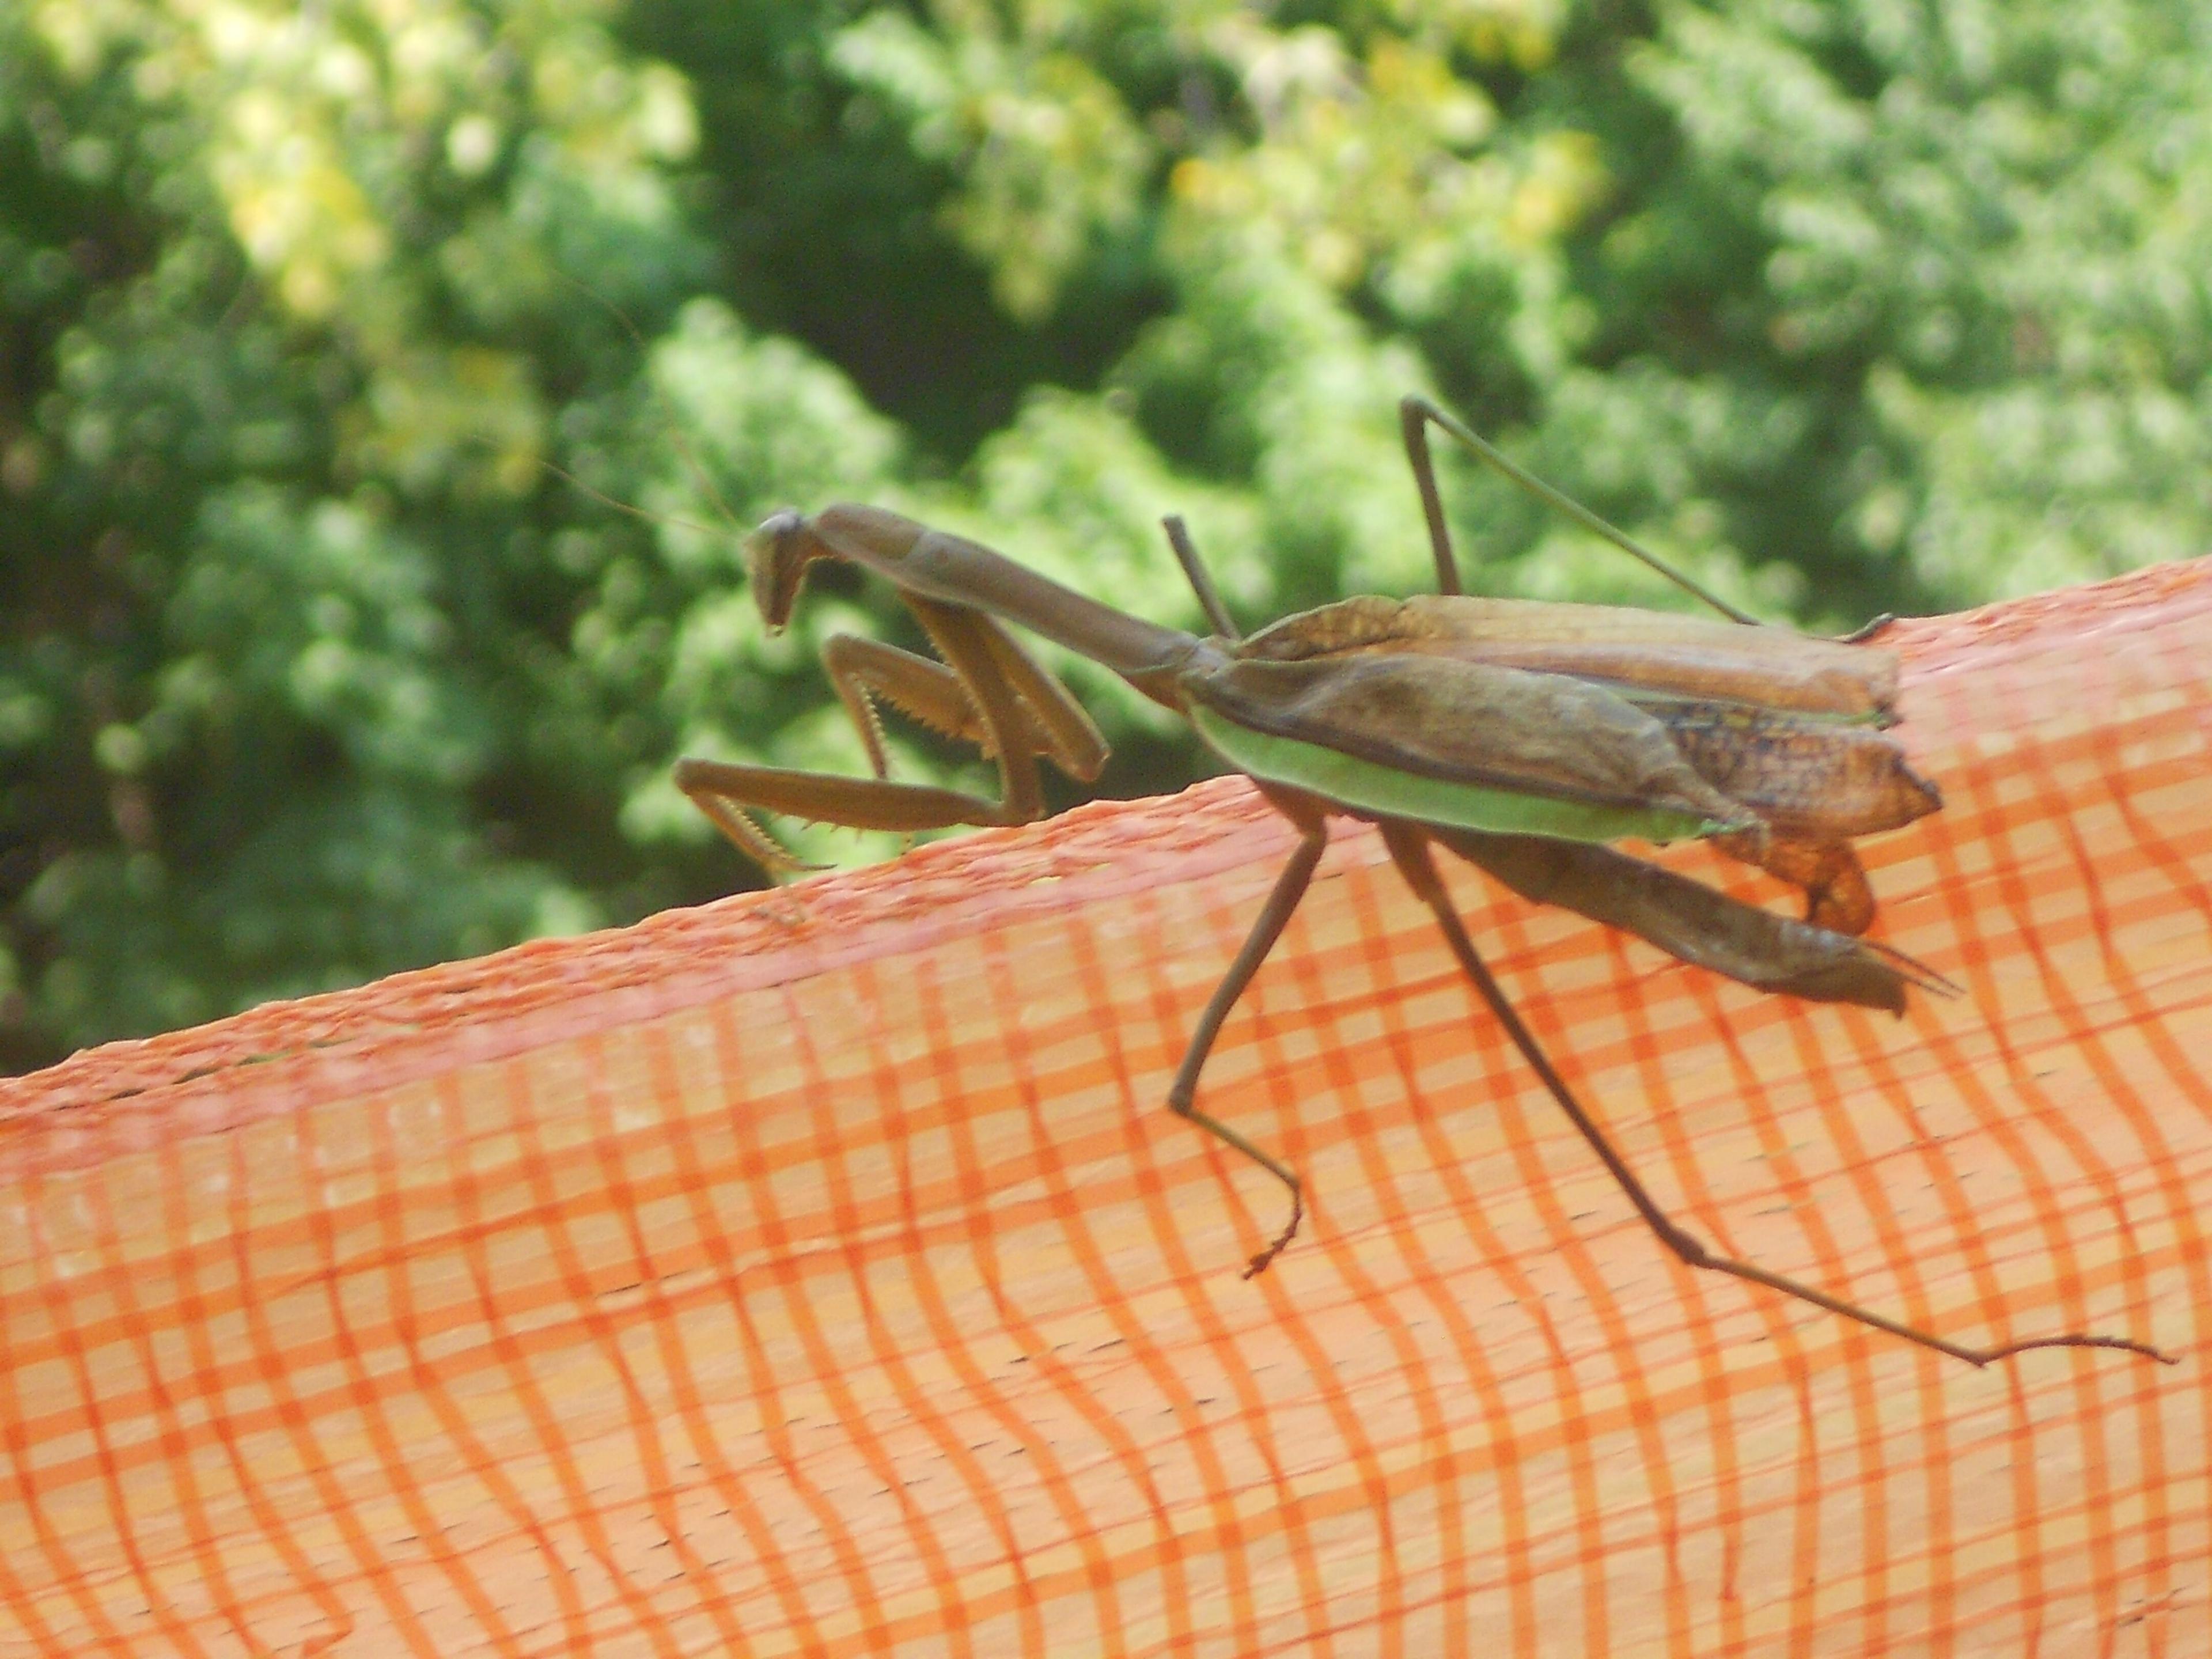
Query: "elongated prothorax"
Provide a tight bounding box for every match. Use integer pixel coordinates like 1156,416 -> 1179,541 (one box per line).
753,503 -> 1214,692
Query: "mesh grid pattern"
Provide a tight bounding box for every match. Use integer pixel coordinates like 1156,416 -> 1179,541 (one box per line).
3,564 -> 2209,1655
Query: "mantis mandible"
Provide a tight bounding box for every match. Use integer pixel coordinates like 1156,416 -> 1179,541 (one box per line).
679,395 -> 2172,1370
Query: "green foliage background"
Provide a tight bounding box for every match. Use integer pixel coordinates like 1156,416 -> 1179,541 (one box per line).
5,0 -> 2209,1071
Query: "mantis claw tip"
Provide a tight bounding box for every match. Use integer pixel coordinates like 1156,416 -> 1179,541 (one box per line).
1240,1194 -> 1305,1279
1986,1332 -> 2179,1366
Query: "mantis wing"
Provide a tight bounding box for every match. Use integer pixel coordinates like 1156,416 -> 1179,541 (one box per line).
1180,653 -> 1756,844
1191,598 -> 1942,934
1238,593 -> 1901,719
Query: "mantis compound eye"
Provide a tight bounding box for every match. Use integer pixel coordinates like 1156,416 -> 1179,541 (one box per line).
744,509 -> 813,633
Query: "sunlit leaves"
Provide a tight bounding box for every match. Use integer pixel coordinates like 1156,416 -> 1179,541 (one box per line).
7,0 -> 2211,1069
832,6 -> 1153,320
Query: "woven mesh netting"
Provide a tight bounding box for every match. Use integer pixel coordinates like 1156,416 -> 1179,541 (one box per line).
3,563 -> 2209,1655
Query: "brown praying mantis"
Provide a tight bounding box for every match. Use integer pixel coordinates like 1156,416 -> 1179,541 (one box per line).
677,395 -> 2173,1370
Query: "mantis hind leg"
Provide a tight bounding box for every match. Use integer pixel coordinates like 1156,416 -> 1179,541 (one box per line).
1400,395 -> 1905,642
1380,820 -> 2172,1368
1397,395 -> 1758,623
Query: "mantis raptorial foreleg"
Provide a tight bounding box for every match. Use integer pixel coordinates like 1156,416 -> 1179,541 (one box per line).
819,636 -> 991,777
678,588 -> 1107,872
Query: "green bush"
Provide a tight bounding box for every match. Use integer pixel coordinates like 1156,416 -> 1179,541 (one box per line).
5,0 -> 2209,1069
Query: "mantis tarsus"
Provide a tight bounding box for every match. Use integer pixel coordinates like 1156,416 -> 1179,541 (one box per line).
678,395 -> 2173,1370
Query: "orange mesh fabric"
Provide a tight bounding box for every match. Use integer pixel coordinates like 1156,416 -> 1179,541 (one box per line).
3,564 -> 2209,1656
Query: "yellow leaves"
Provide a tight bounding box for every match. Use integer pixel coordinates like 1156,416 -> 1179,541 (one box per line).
941,50 -> 1149,321
630,63 -> 698,162
382,5 -> 478,123
220,89 -> 388,320
833,5 -> 1597,321
32,0 -> 152,80
445,112 -> 501,177
346,346 -> 546,497
1165,24 -> 1607,296
532,42 -> 696,168
1390,0 -> 1566,72
25,0 -> 700,511
1224,21 -> 1360,132
1365,36 -> 1492,147
832,12 -> 1150,322
309,36 -> 375,100
1503,130 -> 1605,250
33,0 -> 698,336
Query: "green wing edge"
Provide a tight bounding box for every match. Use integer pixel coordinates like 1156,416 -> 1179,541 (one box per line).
1190,704 -> 1743,846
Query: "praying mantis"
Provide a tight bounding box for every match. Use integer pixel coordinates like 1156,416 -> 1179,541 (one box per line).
678,395 -> 2172,1370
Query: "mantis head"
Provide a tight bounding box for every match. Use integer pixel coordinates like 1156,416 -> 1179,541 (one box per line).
743,510 -> 824,633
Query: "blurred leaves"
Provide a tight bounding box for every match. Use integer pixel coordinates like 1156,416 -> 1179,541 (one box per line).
832,6 -> 1153,320
5,0 -> 2211,1069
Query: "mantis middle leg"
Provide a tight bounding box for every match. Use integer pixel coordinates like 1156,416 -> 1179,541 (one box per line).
1164,789 -> 1332,1277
